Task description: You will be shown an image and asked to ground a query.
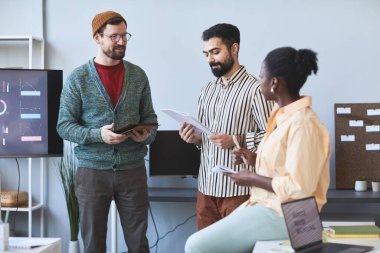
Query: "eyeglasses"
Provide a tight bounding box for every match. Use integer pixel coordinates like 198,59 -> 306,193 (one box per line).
100,32 -> 132,42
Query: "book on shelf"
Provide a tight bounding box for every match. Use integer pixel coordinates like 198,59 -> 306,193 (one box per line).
321,213 -> 375,228
326,232 -> 379,239
322,220 -> 375,228
326,225 -> 380,239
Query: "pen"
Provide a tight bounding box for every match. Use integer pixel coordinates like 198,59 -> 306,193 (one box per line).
232,135 -> 248,166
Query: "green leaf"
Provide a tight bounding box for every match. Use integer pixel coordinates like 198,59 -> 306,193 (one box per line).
58,142 -> 79,242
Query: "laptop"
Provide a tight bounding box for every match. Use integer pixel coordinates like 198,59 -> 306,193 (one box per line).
281,197 -> 374,253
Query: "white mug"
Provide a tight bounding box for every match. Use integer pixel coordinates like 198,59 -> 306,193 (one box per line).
355,180 -> 367,191
372,182 -> 380,192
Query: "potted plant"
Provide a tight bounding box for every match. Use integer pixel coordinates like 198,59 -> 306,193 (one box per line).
371,177 -> 380,192
354,176 -> 367,192
59,142 -> 80,253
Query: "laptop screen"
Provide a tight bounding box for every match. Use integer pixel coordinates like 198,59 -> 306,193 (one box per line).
281,197 -> 323,250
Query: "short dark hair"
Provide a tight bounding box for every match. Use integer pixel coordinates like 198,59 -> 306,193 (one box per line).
202,23 -> 240,49
97,17 -> 126,35
264,47 -> 318,94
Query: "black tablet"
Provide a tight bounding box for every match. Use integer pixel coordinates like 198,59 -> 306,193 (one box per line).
113,123 -> 159,135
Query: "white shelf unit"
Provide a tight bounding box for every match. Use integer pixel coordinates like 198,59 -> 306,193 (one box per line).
0,36 -> 44,69
0,36 -> 45,237
2,158 -> 45,237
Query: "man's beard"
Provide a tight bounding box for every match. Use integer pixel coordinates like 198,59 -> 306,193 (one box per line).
209,55 -> 234,78
103,45 -> 126,60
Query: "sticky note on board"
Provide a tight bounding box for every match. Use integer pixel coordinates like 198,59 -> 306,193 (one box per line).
337,107 -> 351,114
366,143 -> 380,151
349,120 -> 364,127
366,125 -> 380,132
367,109 -> 380,116
341,135 -> 355,142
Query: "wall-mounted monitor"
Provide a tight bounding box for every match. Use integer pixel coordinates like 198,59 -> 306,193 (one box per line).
0,68 -> 63,158
149,130 -> 200,177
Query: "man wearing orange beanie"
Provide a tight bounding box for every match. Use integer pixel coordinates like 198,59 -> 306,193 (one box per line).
57,10 -> 157,253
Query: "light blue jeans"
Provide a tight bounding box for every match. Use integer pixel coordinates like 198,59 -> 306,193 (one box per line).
185,203 -> 288,253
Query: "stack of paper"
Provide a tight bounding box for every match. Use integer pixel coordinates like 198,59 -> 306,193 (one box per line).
9,237 -> 57,249
326,225 -> 380,238
211,165 -> 237,174
161,109 -> 213,135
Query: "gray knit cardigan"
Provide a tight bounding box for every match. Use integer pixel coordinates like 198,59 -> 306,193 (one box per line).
57,59 -> 157,170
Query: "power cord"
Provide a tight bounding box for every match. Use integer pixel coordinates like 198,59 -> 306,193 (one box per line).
148,205 -> 195,253
121,206 -> 195,253
148,206 -> 160,253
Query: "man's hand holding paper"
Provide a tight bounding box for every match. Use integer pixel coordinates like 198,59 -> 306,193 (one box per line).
179,122 -> 202,145
161,109 -> 213,135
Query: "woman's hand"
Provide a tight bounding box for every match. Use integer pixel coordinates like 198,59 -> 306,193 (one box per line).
232,147 -> 256,167
225,169 -> 256,187
227,169 -> 274,192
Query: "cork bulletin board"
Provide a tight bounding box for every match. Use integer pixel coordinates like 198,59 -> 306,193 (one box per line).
335,103 -> 380,189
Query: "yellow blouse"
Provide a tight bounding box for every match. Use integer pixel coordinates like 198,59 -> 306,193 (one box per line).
244,96 -> 331,215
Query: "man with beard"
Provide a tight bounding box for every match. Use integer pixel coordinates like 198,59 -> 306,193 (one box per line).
180,23 -> 273,230
57,11 -> 157,253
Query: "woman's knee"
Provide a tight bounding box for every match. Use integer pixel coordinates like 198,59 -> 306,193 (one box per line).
184,232 -> 204,253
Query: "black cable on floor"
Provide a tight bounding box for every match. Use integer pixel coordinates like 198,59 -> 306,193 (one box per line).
122,205 -> 195,253
148,205 -> 195,253
148,206 -> 160,253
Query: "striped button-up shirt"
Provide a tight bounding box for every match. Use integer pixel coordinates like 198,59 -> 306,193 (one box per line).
197,66 -> 274,197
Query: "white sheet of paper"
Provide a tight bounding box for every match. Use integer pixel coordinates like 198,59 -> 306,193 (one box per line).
366,143 -> 380,151
366,125 -> 380,132
367,109 -> 380,116
253,241 -> 295,253
349,120 -> 364,127
161,109 -> 213,135
341,135 -> 355,142
336,107 -> 351,114
9,237 -> 57,249
212,165 -> 237,174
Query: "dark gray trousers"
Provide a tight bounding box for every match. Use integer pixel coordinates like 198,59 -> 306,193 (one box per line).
75,167 -> 149,253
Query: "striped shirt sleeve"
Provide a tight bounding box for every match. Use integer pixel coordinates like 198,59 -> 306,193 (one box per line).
246,83 -> 274,152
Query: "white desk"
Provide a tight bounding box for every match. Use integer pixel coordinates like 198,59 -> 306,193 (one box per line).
5,238 -> 61,253
253,239 -> 380,253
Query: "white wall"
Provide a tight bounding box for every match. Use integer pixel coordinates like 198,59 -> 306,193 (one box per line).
1,0 -> 380,252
